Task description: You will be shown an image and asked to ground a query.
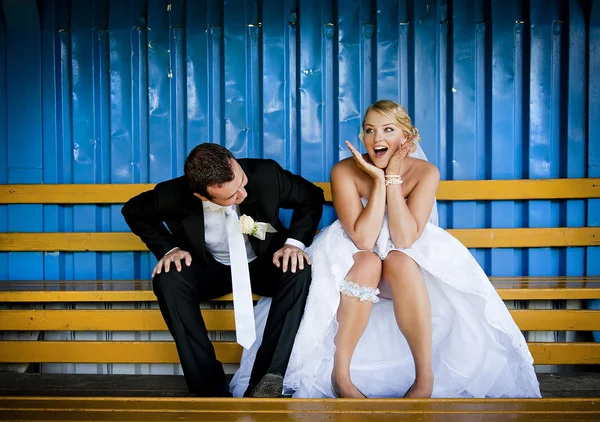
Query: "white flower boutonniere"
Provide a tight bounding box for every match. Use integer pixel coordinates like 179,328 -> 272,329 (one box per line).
239,215 -> 277,240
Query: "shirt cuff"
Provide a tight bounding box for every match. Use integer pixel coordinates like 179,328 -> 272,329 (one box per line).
285,238 -> 306,251
164,246 -> 180,257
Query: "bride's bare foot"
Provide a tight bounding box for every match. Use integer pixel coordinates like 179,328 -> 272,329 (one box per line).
332,375 -> 366,398
404,376 -> 433,398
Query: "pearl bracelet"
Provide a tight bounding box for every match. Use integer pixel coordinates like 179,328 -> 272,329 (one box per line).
385,177 -> 403,186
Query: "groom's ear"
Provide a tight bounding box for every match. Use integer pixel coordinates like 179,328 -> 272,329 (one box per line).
193,192 -> 209,202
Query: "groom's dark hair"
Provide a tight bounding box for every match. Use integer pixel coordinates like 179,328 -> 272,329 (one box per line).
185,143 -> 236,198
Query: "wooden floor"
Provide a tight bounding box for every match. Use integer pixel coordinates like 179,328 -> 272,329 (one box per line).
0,373 -> 599,421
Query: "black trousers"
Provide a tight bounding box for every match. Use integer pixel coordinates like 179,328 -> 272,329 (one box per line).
152,250 -> 311,397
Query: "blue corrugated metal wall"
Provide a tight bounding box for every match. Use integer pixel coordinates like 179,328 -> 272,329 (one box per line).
0,0 -> 598,372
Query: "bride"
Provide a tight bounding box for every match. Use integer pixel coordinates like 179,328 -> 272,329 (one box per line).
231,100 -> 541,399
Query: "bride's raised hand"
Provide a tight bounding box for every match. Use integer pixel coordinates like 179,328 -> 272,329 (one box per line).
345,140 -> 384,181
386,135 -> 418,176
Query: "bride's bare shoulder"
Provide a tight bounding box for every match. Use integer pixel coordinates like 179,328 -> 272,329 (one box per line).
331,157 -> 359,179
407,157 -> 440,181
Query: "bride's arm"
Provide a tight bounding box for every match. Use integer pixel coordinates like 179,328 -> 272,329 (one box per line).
386,163 -> 439,249
331,161 -> 386,251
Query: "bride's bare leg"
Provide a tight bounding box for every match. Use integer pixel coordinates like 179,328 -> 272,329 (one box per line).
333,251 -> 382,398
382,251 -> 433,398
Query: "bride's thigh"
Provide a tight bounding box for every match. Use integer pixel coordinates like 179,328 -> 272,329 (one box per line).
344,250 -> 382,288
381,250 -> 422,290
377,279 -> 393,299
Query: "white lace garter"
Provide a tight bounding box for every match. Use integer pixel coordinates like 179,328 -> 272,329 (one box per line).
339,280 -> 380,303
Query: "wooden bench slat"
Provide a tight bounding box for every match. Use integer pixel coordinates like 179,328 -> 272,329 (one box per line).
1,309 -> 598,332
0,341 -> 597,365
3,276 -> 598,287
497,288 -> 600,300
2,179 -> 599,203
509,310 -> 600,331
5,288 -> 600,302
2,396 -> 599,412
0,310 -> 235,331
1,289 -> 599,302
1,397 -> 599,422
2,410 -> 594,422
2,401 -> 599,422
1,227 -> 598,251
0,341 -> 241,364
0,277 -> 599,301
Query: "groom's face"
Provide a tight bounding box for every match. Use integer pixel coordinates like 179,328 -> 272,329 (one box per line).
203,159 -> 249,206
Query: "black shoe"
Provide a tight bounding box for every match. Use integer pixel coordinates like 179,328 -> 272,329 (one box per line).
189,384 -> 232,398
244,373 -> 284,398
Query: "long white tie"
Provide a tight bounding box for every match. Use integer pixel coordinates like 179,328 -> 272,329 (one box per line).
224,205 -> 256,349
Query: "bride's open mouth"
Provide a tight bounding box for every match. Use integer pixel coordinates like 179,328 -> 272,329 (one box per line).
373,146 -> 388,158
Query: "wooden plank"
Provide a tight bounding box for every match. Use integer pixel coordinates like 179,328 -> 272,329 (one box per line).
2,287 -> 599,302
528,343 -> 600,365
445,227 -> 600,248
0,341 -> 242,364
1,407 -> 598,421
2,310 -> 598,332
1,227 -> 598,252
0,310 -> 235,331
2,396 -> 599,412
1,281 -> 599,302
0,184 -> 155,204
0,233 -> 147,252
0,341 -> 597,365
2,179 -> 599,204
435,178 -> 600,201
496,288 -> 600,300
2,276 -> 598,286
0,398 -> 599,422
509,310 -> 600,331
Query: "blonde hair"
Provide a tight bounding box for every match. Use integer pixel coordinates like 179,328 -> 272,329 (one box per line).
359,100 -> 420,153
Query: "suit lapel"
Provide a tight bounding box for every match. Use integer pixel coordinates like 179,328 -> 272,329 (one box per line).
182,195 -> 207,261
239,198 -> 262,255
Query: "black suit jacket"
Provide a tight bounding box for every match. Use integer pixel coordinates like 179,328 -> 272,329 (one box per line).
122,159 -> 325,265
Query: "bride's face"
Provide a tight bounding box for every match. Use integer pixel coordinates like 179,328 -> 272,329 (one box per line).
362,111 -> 407,168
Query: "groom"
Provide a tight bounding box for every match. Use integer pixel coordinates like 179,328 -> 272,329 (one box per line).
122,143 -> 324,397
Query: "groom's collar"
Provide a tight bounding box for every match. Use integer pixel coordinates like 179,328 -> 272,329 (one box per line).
202,200 -> 225,212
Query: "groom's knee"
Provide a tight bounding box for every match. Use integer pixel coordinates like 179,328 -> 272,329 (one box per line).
153,268 -> 186,298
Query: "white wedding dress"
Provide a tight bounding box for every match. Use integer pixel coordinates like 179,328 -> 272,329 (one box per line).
231,147 -> 541,399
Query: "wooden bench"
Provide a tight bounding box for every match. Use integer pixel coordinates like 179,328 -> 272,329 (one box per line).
1,179 -> 599,420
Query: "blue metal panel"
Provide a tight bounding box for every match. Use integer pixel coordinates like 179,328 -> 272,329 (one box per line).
449,0 -> 490,272
589,0 -> 600,338
337,0 -> 363,163
298,0 -> 326,181
261,0 -> 290,163
0,1 -> 7,279
588,0 -> 600,275
564,0 -> 587,277
0,0 -> 599,350
39,0 -> 61,281
223,0 -> 251,158
4,0 -> 43,280
527,0 -> 561,277
376,0 -> 402,105
413,0 -> 447,224
148,0 -> 174,182
489,0 -> 523,277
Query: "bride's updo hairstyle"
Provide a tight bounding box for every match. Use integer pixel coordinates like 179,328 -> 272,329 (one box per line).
359,100 -> 420,153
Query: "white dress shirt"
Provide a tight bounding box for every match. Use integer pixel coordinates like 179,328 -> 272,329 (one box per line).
203,201 -> 256,265
165,200 -> 306,263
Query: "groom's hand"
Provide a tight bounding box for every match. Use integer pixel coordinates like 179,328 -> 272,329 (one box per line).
152,247 -> 192,278
273,245 -> 311,273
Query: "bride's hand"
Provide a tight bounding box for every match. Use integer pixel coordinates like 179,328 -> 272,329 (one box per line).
386,135 -> 418,176
345,140 -> 384,181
